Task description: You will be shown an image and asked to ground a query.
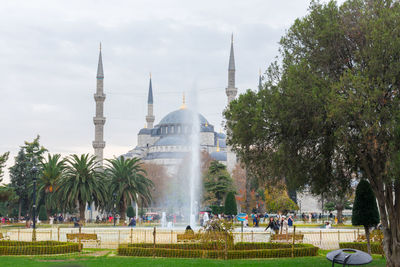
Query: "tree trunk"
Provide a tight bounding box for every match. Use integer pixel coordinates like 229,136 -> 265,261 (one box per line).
79,202 -> 86,223
336,206 -> 343,224
365,226 -> 371,255
245,169 -> 251,214
373,184 -> 400,267
18,200 -> 22,221
120,200 -> 127,223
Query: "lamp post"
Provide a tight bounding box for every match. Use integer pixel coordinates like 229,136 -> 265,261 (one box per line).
113,192 -> 117,227
31,165 -> 38,241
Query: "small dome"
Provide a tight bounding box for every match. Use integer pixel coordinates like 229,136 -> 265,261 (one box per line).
210,151 -> 227,161
138,128 -> 152,135
218,139 -> 227,148
159,109 -> 209,125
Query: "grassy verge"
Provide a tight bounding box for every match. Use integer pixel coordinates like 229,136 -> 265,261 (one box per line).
0,250 -> 386,267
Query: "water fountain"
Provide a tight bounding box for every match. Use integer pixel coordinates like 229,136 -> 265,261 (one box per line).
161,211 -> 167,228
188,87 -> 200,228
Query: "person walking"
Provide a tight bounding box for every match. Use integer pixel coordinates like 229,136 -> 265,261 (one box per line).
288,215 -> 293,227
265,217 -> 278,234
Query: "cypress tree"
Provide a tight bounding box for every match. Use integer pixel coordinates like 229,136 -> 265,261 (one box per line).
38,205 -> 47,222
224,191 -> 238,216
127,206 -> 135,219
352,179 -> 380,254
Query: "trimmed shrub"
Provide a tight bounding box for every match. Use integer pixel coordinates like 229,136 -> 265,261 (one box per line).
224,192 -> 237,215
0,240 -> 82,255
38,205 -> 47,222
339,242 -> 383,254
127,206 -> 135,219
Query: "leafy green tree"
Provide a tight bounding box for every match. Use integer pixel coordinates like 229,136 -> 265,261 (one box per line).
9,149 -> 30,219
0,152 -> 9,184
203,161 -> 235,206
127,206 -> 135,219
37,154 -> 65,218
59,154 -> 107,221
9,136 -> 47,220
264,183 -> 298,214
352,180 -> 380,255
0,184 -> 19,218
38,205 -> 47,222
225,1 -> 400,264
224,192 -> 237,216
105,157 -> 153,222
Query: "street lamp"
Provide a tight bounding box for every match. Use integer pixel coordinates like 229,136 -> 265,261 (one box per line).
113,192 -> 117,227
31,165 -> 38,241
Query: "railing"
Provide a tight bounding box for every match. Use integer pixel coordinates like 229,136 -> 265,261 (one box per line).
0,226 -> 363,250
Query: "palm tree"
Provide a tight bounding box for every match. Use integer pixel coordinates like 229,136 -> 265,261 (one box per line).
37,154 -> 65,218
58,154 -> 107,222
105,157 -> 153,222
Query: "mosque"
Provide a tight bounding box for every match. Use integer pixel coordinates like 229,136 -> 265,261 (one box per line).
120,37 -> 240,173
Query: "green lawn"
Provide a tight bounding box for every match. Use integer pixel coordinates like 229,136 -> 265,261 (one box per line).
0,251 -> 386,267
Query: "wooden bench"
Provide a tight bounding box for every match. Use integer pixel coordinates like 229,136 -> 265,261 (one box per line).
0,232 -> 10,240
356,230 -> 383,242
270,233 -> 304,243
66,233 -> 100,247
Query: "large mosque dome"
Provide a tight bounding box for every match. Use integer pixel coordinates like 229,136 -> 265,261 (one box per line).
158,109 -> 209,126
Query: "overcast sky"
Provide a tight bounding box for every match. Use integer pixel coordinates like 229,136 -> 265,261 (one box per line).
0,0 -> 344,183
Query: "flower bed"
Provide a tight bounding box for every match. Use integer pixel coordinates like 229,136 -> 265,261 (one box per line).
0,240 -> 82,255
118,242 -> 318,259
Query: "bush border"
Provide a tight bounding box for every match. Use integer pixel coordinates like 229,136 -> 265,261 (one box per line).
0,240 -> 82,255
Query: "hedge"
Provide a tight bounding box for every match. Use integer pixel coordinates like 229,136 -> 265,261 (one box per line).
0,240 -> 82,255
339,242 -> 383,254
118,243 -> 318,259
126,242 -> 307,250
127,242 -> 225,250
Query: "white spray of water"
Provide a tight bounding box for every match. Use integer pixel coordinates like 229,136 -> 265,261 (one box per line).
188,86 -> 200,228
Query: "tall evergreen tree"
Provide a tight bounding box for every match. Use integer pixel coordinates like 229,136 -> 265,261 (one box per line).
9,149 -> 30,219
0,152 -> 9,184
352,179 -> 380,255
203,161 -> 235,206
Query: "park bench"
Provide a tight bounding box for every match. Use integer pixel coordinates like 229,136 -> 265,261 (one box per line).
270,233 -> 304,243
356,230 -> 383,242
0,232 -> 10,240
66,233 -> 101,247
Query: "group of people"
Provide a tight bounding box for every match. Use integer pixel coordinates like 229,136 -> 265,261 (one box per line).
265,215 -> 294,234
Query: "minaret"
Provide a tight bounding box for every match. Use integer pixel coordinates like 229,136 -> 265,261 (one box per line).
225,35 -> 238,172
226,34 -> 238,104
93,43 -> 106,166
258,69 -> 263,91
146,73 -> 155,129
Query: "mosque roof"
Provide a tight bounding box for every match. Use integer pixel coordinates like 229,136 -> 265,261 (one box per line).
138,128 -> 152,135
154,136 -> 190,146
145,151 -> 189,160
210,151 -> 227,162
159,109 -> 209,126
